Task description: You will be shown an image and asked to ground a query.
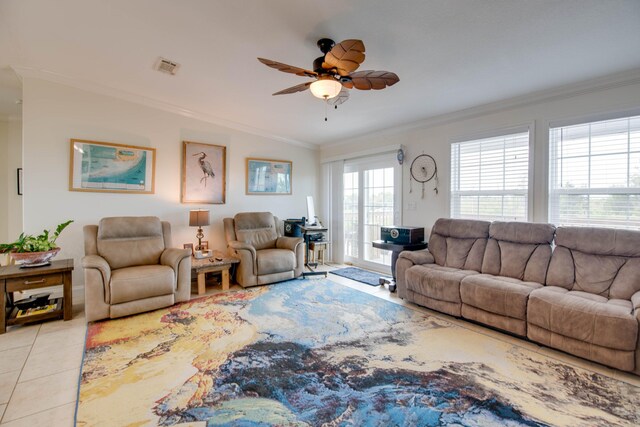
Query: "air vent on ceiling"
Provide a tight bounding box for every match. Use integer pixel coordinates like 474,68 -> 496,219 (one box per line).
155,57 -> 180,75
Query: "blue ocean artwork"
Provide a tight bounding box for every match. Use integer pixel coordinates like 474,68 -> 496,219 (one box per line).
81,144 -> 147,187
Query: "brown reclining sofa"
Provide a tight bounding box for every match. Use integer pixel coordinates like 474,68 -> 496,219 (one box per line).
396,218 -> 640,375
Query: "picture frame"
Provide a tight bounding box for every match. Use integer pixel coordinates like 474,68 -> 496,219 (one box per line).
200,241 -> 209,250
246,158 -> 292,195
183,243 -> 194,255
182,141 -> 226,204
17,168 -> 22,196
69,139 -> 156,194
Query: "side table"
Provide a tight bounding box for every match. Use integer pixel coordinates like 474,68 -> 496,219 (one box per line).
371,240 -> 427,292
0,259 -> 74,334
191,251 -> 239,295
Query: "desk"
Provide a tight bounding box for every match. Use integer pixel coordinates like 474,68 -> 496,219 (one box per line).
191,251 -> 239,295
299,225 -> 328,277
372,240 -> 427,292
0,259 -> 74,333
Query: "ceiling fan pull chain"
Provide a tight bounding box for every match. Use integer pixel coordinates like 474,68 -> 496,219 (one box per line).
324,98 -> 328,121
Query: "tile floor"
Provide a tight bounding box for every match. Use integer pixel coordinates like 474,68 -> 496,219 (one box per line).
0,263 -> 638,425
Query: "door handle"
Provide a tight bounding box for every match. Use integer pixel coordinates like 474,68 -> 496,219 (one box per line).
24,279 -> 46,285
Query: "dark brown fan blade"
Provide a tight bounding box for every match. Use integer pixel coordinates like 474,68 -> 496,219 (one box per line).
349,71 -> 399,90
272,81 -> 312,95
258,58 -> 317,78
322,39 -> 366,76
341,79 -> 354,89
328,88 -> 350,106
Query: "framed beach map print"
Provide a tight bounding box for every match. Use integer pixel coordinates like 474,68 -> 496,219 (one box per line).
182,141 -> 226,204
69,139 -> 156,194
246,158 -> 292,195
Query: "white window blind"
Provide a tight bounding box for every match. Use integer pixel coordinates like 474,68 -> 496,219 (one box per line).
549,115 -> 640,229
451,130 -> 530,221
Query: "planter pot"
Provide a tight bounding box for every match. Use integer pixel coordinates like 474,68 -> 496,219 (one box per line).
10,247 -> 61,266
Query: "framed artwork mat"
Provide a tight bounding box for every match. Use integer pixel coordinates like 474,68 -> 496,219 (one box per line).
182,141 -> 226,204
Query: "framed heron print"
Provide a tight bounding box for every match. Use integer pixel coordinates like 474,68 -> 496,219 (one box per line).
69,139 -> 156,194
246,158 -> 292,195
182,141 -> 226,204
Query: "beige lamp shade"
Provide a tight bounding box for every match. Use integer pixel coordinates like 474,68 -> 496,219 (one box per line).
189,210 -> 210,227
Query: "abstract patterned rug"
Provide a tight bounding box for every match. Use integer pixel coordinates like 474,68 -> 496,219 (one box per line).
330,266 -> 391,286
76,279 -> 640,426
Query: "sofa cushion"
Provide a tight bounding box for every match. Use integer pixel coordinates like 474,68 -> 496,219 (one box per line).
527,286 -> 637,351
97,217 -> 166,270
428,218 -> 490,271
406,264 -> 479,305
461,274 -> 543,320
234,212 -> 278,250
481,221 -> 554,283
110,265 -> 175,304
257,248 -> 295,275
547,227 -> 640,300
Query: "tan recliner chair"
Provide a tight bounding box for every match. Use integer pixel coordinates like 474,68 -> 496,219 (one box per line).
224,212 -> 304,287
82,216 -> 192,322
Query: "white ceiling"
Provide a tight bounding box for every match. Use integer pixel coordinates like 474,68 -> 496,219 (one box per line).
1,0 -> 639,144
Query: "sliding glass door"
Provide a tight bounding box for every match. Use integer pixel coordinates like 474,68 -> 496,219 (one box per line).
344,154 -> 401,270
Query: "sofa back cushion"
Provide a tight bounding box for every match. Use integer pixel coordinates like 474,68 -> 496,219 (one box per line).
481,221 -> 555,283
97,216 -> 166,270
546,227 -> 640,299
233,212 -> 278,250
429,218 -> 490,271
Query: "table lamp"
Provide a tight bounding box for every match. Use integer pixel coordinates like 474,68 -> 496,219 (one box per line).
189,209 -> 210,250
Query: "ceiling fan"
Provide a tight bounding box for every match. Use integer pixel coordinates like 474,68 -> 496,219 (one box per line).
258,38 -> 399,108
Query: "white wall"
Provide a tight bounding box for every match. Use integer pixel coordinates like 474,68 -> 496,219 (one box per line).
0,118 -> 22,246
22,78 -> 319,293
321,73 -> 640,234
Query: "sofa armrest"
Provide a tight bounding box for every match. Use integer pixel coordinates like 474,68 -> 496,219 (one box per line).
228,240 -> 257,258
228,240 -> 257,276
161,248 -> 192,273
276,236 -> 303,252
398,249 -> 434,265
632,290 -> 640,312
82,254 -> 111,284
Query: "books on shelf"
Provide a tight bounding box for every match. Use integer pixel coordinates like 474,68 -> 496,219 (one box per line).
15,299 -> 60,318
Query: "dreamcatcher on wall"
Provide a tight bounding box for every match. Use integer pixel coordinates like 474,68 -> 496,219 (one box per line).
410,153 -> 439,198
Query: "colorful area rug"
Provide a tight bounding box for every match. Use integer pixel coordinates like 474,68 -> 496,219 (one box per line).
329,266 -> 390,286
76,279 -> 639,426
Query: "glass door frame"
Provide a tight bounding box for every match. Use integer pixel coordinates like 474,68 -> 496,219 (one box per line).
343,154 -> 402,272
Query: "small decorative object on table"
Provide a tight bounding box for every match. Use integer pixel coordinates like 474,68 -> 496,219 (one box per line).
0,220 -> 73,267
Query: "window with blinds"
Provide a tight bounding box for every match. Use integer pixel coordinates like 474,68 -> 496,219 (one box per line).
549,115 -> 640,229
451,129 -> 530,221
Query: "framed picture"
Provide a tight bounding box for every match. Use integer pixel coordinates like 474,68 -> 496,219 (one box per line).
182,141 -> 226,204
200,241 -> 209,250
69,139 -> 156,194
246,158 -> 292,195
183,243 -> 194,255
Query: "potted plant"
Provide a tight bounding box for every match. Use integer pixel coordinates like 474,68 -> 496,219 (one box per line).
0,220 -> 73,266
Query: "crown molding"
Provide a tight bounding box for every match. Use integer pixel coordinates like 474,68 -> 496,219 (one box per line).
324,67 -> 640,149
11,66 -> 318,150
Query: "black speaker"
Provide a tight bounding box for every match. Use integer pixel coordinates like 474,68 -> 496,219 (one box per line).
284,219 -> 304,237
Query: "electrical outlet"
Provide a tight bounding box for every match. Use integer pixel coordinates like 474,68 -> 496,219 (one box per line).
407,202 -> 417,211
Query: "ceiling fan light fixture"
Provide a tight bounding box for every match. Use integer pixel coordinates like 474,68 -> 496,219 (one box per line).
310,77 -> 342,99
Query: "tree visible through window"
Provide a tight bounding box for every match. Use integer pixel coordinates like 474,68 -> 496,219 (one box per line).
549,115 -> 640,229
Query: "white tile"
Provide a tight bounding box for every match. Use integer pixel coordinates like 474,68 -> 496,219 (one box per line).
2,369 -> 79,422
0,402 -> 75,427
0,404 -> 6,421
30,326 -> 86,354
19,343 -> 84,383
0,326 -> 39,352
0,347 -> 30,375
38,316 -> 87,336
0,371 -> 20,405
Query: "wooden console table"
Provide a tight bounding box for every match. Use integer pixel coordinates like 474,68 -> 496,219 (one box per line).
191,251 -> 239,295
372,240 -> 427,292
0,259 -> 74,334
